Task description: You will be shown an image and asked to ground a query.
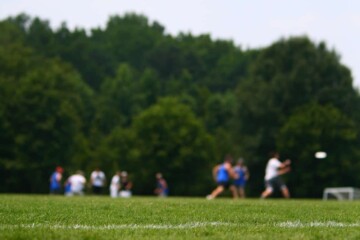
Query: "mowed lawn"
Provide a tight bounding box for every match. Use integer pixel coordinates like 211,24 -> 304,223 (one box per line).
0,195 -> 360,239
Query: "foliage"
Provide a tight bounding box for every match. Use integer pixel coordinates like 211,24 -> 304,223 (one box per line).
235,37 -> 360,196
0,43 -> 93,192
0,14 -> 360,197
128,97 -> 216,195
277,103 -> 359,197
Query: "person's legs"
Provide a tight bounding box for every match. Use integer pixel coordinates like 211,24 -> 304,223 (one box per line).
110,186 -> 118,198
207,185 -> 224,199
276,177 -> 290,198
261,187 -> 273,198
281,185 -> 290,198
261,180 -> 274,198
229,185 -> 239,199
238,186 -> 246,198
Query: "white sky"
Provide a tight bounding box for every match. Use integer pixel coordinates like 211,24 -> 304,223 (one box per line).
1,0 -> 359,88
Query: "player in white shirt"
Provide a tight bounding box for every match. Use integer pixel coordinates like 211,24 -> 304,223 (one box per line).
261,152 -> 291,199
90,168 -> 106,195
66,171 -> 86,196
110,171 -> 121,198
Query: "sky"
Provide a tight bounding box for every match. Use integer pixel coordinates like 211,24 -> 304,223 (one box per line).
1,0 -> 359,88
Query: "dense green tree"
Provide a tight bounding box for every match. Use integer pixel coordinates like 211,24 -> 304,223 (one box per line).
54,26 -> 108,90
145,33 -> 252,92
145,37 -> 185,79
106,14 -> 164,64
26,17 -> 55,54
128,97 -> 217,195
0,42 -> 93,192
137,68 -> 163,107
186,35 -> 251,91
277,103 -> 359,197
95,64 -> 141,134
0,20 -> 25,45
204,92 -> 236,131
235,37 -> 360,197
1,13 -> 360,197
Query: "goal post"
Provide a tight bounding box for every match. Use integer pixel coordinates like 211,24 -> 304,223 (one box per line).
323,187 -> 360,200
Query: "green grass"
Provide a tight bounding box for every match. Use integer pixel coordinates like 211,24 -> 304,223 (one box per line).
0,195 -> 360,239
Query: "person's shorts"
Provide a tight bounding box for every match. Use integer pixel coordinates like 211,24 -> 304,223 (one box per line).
92,186 -> 103,194
217,181 -> 231,188
265,176 -> 287,191
233,180 -> 246,188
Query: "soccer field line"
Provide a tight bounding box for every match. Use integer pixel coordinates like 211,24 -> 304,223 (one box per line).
277,221 -> 360,228
0,222 -> 234,230
2,221 -> 360,230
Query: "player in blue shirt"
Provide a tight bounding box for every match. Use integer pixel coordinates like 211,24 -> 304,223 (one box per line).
233,158 -> 250,198
154,173 -> 169,197
206,155 -> 239,199
50,166 -> 64,194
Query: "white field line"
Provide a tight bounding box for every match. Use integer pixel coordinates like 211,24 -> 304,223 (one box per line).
0,222 -> 233,230
277,221 -> 360,228
3,221 -> 360,230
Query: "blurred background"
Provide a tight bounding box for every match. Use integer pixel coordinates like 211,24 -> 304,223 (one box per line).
0,0 -> 360,198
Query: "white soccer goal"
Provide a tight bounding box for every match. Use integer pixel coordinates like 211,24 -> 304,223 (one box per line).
323,187 -> 360,200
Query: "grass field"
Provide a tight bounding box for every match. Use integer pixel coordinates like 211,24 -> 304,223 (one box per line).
0,195 -> 360,239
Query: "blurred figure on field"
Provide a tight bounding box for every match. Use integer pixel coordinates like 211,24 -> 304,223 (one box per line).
154,172 -> 169,197
119,171 -> 133,198
233,158 -> 250,198
66,170 -> 86,196
49,166 -> 64,194
261,152 -> 291,199
64,180 -> 72,196
90,167 -> 106,195
206,154 -> 239,200
110,171 -> 121,198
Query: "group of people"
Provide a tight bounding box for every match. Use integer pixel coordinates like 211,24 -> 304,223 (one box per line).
50,167 -> 108,196
50,169 -> 88,196
109,170 -> 134,198
50,167 -> 169,198
207,152 -> 291,199
206,155 -> 250,200
50,151 -> 289,199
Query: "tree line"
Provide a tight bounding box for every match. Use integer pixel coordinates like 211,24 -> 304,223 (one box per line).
1,13 -> 360,197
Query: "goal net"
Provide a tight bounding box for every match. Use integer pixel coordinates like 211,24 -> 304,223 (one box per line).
323,187 -> 360,200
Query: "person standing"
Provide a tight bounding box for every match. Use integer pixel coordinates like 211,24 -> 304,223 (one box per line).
110,171 -> 121,198
154,172 -> 169,197
90,167 -> 106,195
233,158 -> 250,198
261,152 -> 291,199
206,154 -> 239,200
49,166 -> 64,194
